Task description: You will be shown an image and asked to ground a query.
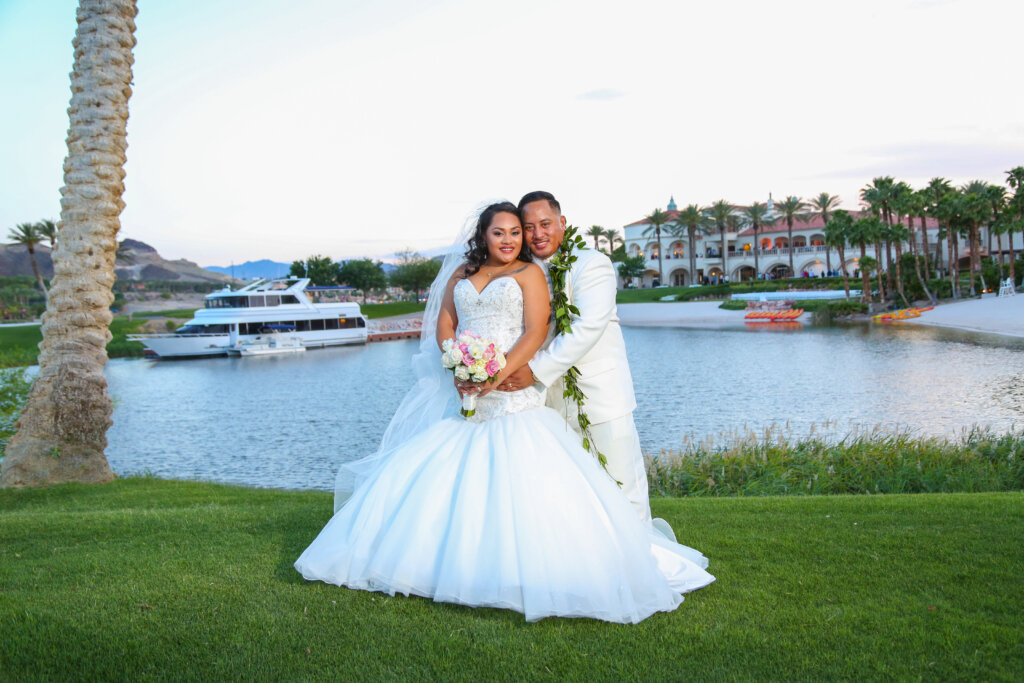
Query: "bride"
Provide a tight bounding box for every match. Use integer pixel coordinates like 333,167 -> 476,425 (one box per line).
294,201 -> 714,623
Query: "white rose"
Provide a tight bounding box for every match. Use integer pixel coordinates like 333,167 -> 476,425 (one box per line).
471,368 -> 488,383
468,341 -> 486,358
441,338 -> 454,352
454,365 -> 470,381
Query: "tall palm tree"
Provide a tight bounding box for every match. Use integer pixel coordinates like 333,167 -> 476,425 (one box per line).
985,184 -> 1007,274
960,180 -> 992,295
860,177 -> 899,289
823,210 -> 853,298
1006,166 -> 1024,285
1,0 -> 138,488
707,200 -> 733,283
603,228 -> 624,251
36,219 -> 58,251
849,216 -> 883,304
670,204 -> 710,287
933,190 -> 965,298
775,195 -> 808,277
742,202 -> 774,280
924,177 -> 953,272
7,222 -> 48,298
586,225 -> 606,250
809,192 -> 842,272
907,189 -> 932,280
642,208 -> 669,285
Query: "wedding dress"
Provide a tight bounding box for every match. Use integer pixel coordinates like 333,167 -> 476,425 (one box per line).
294,276 -> 715,623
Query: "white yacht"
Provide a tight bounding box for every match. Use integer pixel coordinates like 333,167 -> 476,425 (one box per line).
128,278 -> 368,359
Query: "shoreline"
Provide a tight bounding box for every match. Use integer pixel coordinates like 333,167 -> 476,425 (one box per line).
618,301 -> 746,328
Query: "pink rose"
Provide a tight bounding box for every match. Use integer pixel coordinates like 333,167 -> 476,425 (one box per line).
462,352 -> 475,366
485,359 -> 501,377
483,345 -> 496,361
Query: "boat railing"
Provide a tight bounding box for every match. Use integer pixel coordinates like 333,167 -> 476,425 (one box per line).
127,332 -> 227,339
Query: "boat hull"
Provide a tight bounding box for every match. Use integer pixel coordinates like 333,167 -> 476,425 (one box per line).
130,330 -> 367,359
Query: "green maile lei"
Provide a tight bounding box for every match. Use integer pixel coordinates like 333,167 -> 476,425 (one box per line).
548,225 -> 619,484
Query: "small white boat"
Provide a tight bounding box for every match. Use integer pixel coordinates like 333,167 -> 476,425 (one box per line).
235,326 -> 306,357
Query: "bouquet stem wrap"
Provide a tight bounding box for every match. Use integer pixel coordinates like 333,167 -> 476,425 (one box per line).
461,394 -> 476,418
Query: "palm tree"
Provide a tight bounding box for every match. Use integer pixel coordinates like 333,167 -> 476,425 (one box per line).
586,225 -> 606,250
985,184 -> 1007,276
933,190 -> 964,298
742,202 -> 774,281
848,216 -> 883,304
897,191 -> 936,304
7,222 -> 48,299
642,208 -> 669,286
775,195 -> 808,277
960,180 -> 992,295
924,177 -> 954,273
860,177 -> 899,289
809,192 -> 842,272
1,0 -> 138,488
670,204 -> 710,287
823,210 -> 853,298
37,219 -> 58,251
603,228 -> 624,251
1006,166 -> 1024,285
707,200 -> 733,283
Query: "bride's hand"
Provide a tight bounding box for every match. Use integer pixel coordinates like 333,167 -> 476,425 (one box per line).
455,377 -> 481,397
496,365 -> 534,392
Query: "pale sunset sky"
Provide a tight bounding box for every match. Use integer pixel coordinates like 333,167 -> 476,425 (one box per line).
1,0 -> 1022,266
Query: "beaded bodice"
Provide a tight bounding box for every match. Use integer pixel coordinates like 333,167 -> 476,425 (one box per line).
454,277 -> 544,422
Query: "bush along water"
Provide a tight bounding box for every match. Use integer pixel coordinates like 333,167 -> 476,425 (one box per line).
646,424 -> 1024,497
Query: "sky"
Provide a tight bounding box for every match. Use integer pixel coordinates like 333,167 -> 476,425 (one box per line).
2,0 -> 1022,266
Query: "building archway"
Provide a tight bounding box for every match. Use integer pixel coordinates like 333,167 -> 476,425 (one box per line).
800,259 -> 826,276
793,236 -> 807,248
774,237 -> 789,249
733,265 -> 756,282
670,268 -> 689,286
809,234 -> 825,247
765,263 -> 791,279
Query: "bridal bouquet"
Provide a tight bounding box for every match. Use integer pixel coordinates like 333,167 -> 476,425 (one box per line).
441,331 -> 506,417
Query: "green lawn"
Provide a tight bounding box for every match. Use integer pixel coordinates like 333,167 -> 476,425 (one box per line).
0,318 -> 145,367
129,308 -> 196,319
1,479 -> 1020,680
361,301 -> 427,319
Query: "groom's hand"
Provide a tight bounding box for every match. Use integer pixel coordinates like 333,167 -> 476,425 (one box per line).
497,365 -> 535,392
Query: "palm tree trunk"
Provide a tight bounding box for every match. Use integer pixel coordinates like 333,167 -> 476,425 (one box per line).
839,245 -> 850,298
919,215 -> 931,280
1009,224 -> 1017,286
947,229 -> 956,299
752,225 -> 760,279
721,228 -> 728,282
787,219 -> 794,276
1,0 -> 137,488
688,230 -> 696,287
968,221 -> 979,296
26,244 -> 48,299
874,241 -> 887,300
996,232 -> 1003,279
893,241 -> 908,306
656,228 -> 663,286
912,239 -> 935,305
860,244 -> 871,304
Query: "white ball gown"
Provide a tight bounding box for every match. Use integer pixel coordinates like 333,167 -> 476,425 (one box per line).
294,276 -> 715,623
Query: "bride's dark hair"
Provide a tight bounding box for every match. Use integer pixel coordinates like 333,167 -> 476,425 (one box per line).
462,201 -> 532,278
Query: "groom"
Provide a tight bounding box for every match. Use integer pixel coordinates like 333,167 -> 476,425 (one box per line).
498,190 -> 664,533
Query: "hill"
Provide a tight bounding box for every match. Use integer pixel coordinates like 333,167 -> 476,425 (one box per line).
204,259 -> 292,280
0,239 -> 231,284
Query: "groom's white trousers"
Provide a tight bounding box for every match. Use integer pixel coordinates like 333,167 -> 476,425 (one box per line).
574,413 -> 652,526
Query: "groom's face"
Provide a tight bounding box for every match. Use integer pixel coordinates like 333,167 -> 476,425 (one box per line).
521,200 -> 566,260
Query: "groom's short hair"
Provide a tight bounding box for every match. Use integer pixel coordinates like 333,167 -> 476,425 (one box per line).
518,190 -> 561,215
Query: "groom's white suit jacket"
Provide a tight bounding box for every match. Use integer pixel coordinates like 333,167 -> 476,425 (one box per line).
531,247 -> 636,425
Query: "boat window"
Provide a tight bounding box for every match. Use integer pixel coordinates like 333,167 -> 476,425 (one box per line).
295,320 -> 311,331
325,318 -> 340,330
357,318 -> 366,328
265,295 -> 280,307
281,295 -> 299,305
311,319 -> 325,331
249,295 -> 266,307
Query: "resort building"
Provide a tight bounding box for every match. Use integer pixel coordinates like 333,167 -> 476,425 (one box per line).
621,197 -> 1023,288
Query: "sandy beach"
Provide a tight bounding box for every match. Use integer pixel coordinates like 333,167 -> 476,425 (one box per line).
904,293 -> 1024,339
618,301 -> 747,328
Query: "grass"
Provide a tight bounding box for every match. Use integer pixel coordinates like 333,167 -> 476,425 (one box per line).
0,318 -> 146,367
647,426 -> 1024,498
360,301 -> 426,319
129,309 -> 196,319
0,368 -> 32,455
717,299 -> 869,316
0,478 -> 1020,680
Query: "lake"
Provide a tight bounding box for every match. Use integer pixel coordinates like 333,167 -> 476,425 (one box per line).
104,323 -> 1024,491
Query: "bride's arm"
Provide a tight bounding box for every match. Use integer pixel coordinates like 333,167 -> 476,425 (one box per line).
481,264 -> 550,392
435,271 -> 463,350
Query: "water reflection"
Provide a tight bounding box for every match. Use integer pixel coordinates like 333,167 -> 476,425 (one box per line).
104,325 -> 1023,491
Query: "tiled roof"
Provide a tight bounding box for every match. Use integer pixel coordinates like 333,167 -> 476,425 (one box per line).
624,210 -> 680,228
738,211 -> 940,236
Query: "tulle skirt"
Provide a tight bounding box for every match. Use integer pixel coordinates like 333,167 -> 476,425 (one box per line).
295,406 -> 715,624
